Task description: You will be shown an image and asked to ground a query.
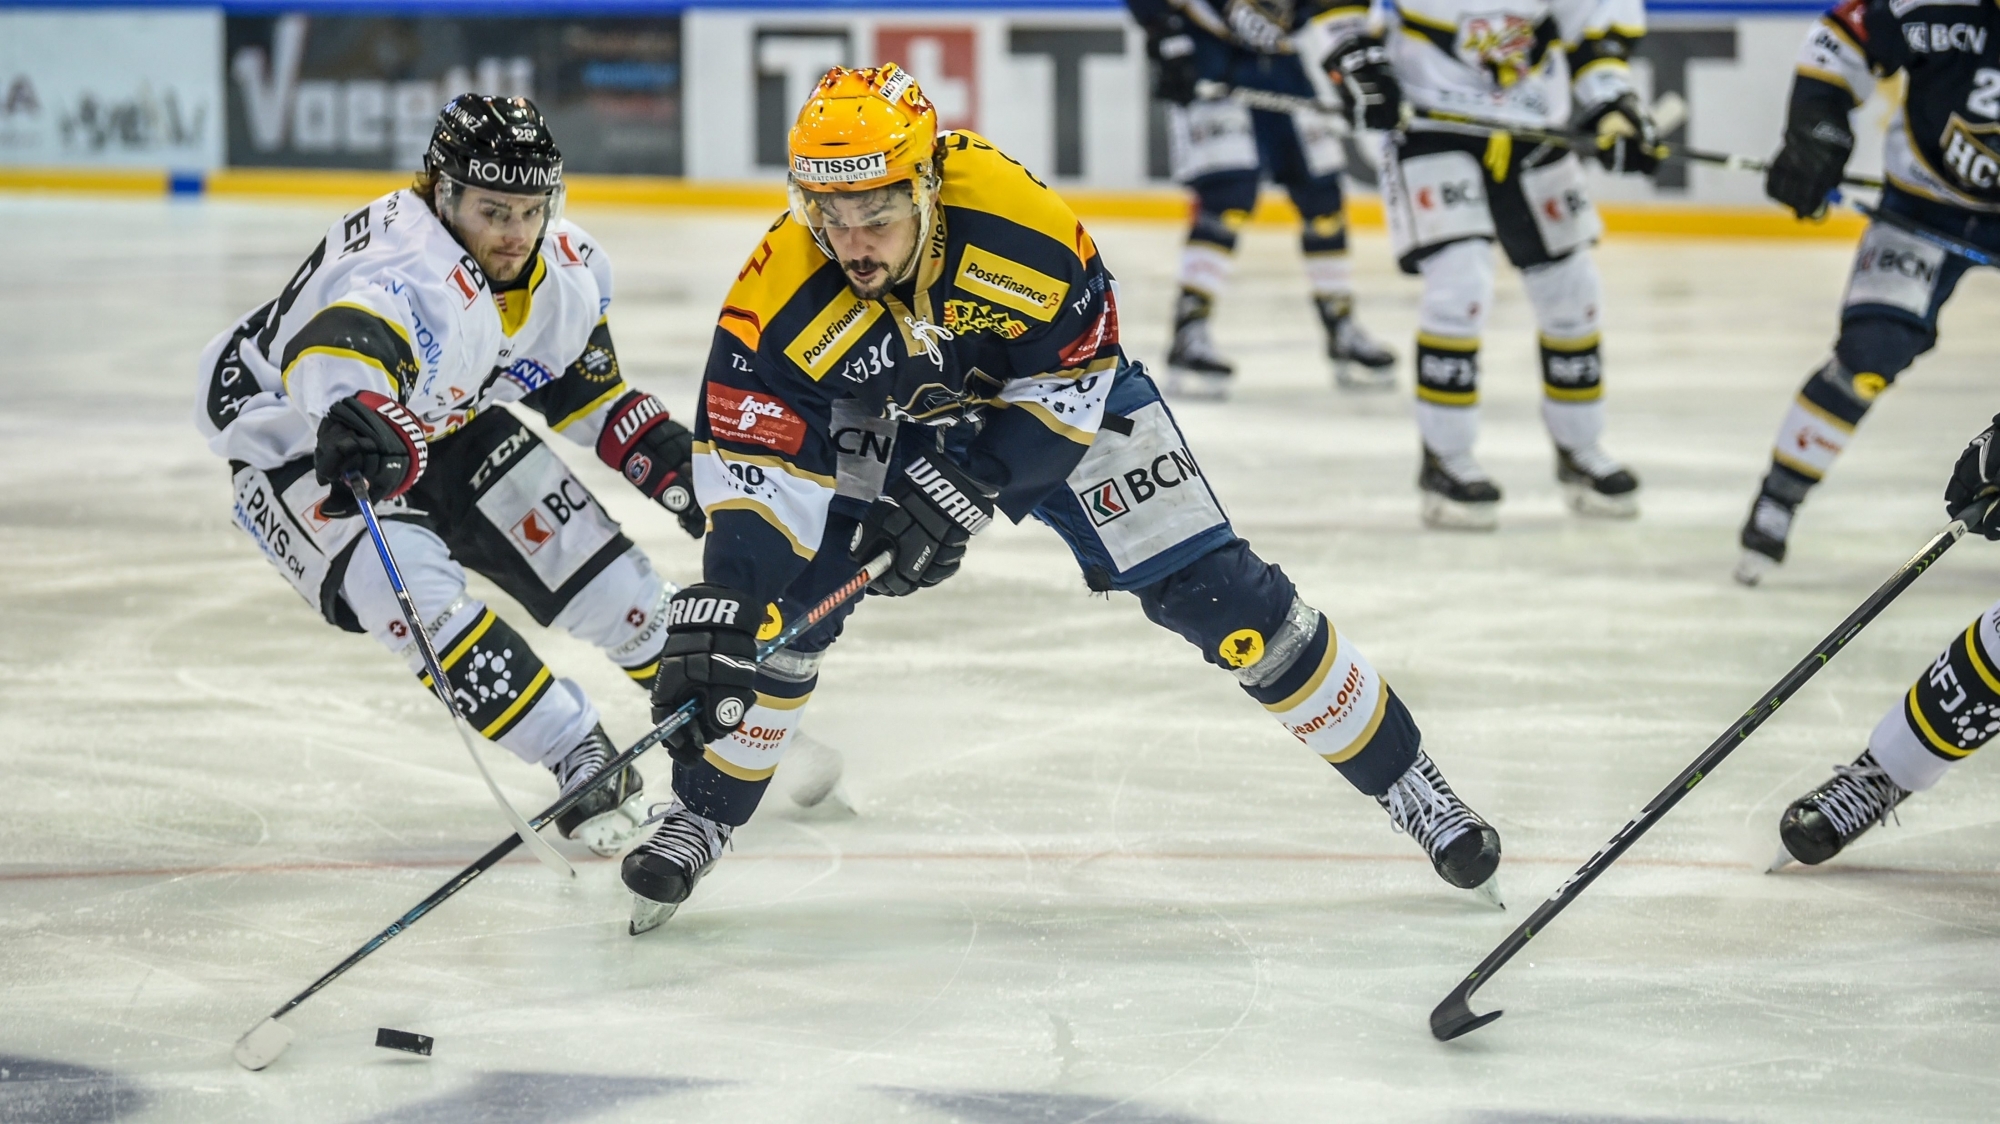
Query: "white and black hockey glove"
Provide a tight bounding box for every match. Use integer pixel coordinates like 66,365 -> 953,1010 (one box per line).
850,453 -> 997,597
314,391 -> 428,517
1579,93 -> 1663,176
1334,36 -> 1401,132
597,389 -> 702,539
1766,86 -> 1853,220
651,584 -> 762,762
1946,416 -> 2000,539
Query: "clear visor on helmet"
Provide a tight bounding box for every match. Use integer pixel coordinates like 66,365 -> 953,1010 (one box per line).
437,174 -> 565,243
787,179 -> 922,235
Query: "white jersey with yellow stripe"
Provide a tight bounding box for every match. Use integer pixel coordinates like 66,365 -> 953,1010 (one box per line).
194,188 -> 611,471
1299,0 -> 1642,131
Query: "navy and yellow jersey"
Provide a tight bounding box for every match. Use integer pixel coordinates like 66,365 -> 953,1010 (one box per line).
1795,0 -> 2000,211
693,131 -> 1122,603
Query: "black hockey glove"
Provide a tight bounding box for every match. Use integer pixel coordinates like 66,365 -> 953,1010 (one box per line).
597,389 -> 703,538
1946,415 -> 2000,538
651,584 -> 762,762
1334,36 -> 1401,132
314,391 -> 428,518
849,453 -> 997,597
1145,21 -> 1201,106
1766,86 -> 1854,220
1579,93 -> 1662,176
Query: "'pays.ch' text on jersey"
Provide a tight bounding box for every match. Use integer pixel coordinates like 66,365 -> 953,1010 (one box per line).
695,132 -> 1123,599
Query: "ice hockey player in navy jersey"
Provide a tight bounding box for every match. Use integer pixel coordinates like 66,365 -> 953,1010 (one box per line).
618,64 -> 1503,932
1738,0 -> 2000,583
1128,0 -> 1397,398
194,95 -> 704,853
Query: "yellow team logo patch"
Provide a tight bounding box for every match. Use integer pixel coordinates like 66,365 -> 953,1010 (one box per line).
1851,371 -> 1888,400
955,245 -> 1064,321
757,604 -> 784,643
941,299 -> 1028,339
1218,628 -> 1265,669
785,290 -> 884,380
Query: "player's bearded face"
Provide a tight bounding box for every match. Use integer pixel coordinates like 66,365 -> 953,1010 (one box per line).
813,186 -> 921,301
448,185 -> 554,283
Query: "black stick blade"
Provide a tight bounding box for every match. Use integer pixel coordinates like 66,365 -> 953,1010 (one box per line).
375,1028 -> 434,1056
1430,980 -> 1502,1041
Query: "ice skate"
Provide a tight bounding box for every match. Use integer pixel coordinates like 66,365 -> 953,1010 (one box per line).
1376,750 -> 1502,896
1555,444 -> 1639,519
1164,292 -> 1234,401
1318,296 -> 1396,391
1736,494 -> 1795,586
1775,750 -> 1909,867
622,801 -> 731,935
1419,448 -> 1501,530
548,724 -> 646,857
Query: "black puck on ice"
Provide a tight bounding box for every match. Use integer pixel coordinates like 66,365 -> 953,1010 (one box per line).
375,1028 -> 434,1056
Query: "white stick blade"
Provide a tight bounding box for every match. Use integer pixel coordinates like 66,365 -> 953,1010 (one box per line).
452,718 -> 573,880
232,1017 -> 295,1071
1651,90 -> 1689,136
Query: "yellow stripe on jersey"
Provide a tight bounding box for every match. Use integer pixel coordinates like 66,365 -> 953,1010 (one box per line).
481,666 -> 553,739
938,132 -> 1097,265
493,257 -> 548,338
785,288 -> 885,380
549,381 -> 629,432
1963,619 -> 2000,696
955,245 -> 1066,322
702,746 -> 779,782
719,215 -> 828,353
1265,628 -> 1339,714
1906,683 -> 1969,756
625,661 -> 659,684
1321,690 -> 1390,765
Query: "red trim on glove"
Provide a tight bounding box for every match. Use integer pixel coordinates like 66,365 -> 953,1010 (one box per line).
355,389 -> 428,500
597,390 -> 673,471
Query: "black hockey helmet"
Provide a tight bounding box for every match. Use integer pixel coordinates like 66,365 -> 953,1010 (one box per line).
425,93 -> 563,194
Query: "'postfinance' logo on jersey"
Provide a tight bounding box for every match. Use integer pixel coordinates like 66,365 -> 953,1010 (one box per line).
955,246 -> 1064,322
786,291 -> 886,380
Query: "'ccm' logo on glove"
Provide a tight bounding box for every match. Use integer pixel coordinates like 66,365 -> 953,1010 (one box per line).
907,456 -> 993,536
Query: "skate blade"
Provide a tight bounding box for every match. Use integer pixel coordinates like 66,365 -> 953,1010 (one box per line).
1333,362 -> 1396,392
1766,844 -> 1796,874
1471,874 -> 1505,910
1421,492 -> 1499,532
1163,368 -> 1232,401
629,894 -> 681,936
1562,483 -> 1639,520
1734,549 -> 1779,587
232,1017 -> 295,1071
572,793 -> 650,858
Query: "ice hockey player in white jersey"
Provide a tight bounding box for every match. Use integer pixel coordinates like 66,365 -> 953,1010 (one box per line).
193,95 -> 705,853
1128,0 -> 1397,397
1774,422 -> 2000,866
1296,0 -> 1652,529
1736,0 -> 2000,584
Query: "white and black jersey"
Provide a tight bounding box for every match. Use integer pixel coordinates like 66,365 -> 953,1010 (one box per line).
194,188 -> 629,470
1798,0 -> 2000,211
1298,0 -> 1644,130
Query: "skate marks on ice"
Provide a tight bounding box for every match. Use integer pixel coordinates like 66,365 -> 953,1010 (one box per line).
0,1056 -> 148,1124
353,1071 -> 712,1124
890,1086 -> 1219,1124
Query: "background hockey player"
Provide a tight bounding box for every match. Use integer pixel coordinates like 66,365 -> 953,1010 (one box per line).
1129,0 -> 1396,398
1775,421 -> 2000,866
1736,0 -> 2000,584
194,95 -> 705,854
1296,0 -> 1651,529
619,64 -> 1502,928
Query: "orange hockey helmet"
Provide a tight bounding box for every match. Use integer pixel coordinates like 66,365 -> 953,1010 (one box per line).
786,64 -> 943,276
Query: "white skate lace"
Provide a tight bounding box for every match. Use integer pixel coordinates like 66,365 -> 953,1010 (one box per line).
1564,444 -> 1626,480
905,317 -> 955,369
1812,758 -> 1907,839
552,738 -> 608,797
1376,756 -> 1477,857
633,802 -> 731,870
1433,451 -> 1492,485
1751,497 -> 1794,540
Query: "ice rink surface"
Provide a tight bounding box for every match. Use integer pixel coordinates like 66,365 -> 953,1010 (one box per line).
4,191 -> 2000,1123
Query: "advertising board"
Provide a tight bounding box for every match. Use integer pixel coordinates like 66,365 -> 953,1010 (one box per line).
0,10 -> 225,169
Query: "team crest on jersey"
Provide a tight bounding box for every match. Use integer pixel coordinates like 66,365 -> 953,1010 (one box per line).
940,299 -> 1028,339
1458,12 -> 1540,86
1218,628 -> 1265,669
1939,114 -> 2000,190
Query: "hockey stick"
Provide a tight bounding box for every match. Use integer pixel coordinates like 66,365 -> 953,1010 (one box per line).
1848,198 -> 2000,268
342,471 -> 574,882
1192,79 -> 1345,119
1429,494 -> 1998,1042
232,549 -> 892,1070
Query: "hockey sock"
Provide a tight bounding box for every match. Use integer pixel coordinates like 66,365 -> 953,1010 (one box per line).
1415,334 -> 1480,455
671,647 -> 823,827
1240,609 -> 1420,796
1175,208 -> 1244,314
1539,333 -> 1605,450
1868,602 -> 2000,793
419,605 -> 600,769
1763,357 -> 1876,500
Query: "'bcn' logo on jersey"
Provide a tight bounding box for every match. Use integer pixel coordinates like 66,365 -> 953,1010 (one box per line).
792,152 -> 888,183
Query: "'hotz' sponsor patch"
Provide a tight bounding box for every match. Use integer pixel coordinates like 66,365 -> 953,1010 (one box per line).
707,384 -> 808,455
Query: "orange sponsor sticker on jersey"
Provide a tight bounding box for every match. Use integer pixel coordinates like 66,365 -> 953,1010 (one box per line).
707,384 -> 807,455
